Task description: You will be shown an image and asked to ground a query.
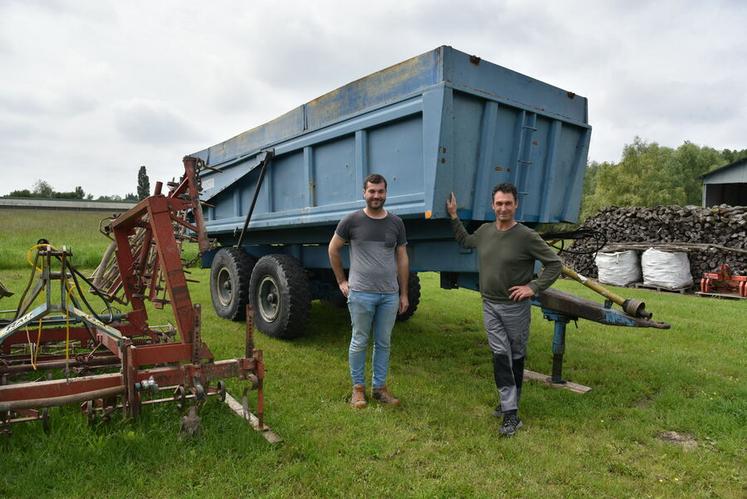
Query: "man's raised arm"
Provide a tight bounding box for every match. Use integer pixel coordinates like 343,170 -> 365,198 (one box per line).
447,192 -> 478,248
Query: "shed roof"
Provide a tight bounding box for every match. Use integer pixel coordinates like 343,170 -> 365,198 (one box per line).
701,157 -> 747,182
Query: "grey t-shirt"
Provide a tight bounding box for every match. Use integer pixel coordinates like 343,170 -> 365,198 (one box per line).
335,210 -> 407,293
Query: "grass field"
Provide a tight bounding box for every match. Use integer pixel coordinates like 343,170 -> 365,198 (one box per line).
0,211 -> 745,497
0,209 -> 197,270
0,209 -> 116,270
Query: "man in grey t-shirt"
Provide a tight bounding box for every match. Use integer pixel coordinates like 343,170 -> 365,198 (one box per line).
328,173 -> 409,409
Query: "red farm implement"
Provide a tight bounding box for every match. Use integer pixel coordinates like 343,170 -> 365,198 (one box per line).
0,157 -> 276,440
698,264 -> 747,299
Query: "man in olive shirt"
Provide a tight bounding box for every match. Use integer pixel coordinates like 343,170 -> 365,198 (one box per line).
446,183 -> 562,437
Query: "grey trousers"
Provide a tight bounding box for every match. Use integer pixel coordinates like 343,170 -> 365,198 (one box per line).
482,299 -> 531,412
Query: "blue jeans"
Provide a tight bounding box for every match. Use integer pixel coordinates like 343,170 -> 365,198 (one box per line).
347,290 -> 399,388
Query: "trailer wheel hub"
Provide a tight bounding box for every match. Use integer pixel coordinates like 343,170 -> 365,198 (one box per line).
258,276 -> 280,321
216,267 -> 234,306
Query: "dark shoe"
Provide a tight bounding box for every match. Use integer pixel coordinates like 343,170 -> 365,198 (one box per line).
351,384 -> 367,409
499,413 -> 523,437
372,386 -> 400,406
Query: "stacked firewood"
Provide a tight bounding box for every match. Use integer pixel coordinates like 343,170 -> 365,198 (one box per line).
561,205 -> 747,278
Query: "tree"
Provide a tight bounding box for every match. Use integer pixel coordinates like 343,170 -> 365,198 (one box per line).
7,189 -> 32,198
720,148 -> 747,165
665,142 -> 722,205
580,138 -> 744,220
74,186 -> 85,199
578,160 -> 612,219
97,194 -> 122,201
32,180 -> 54,198
137,165 -> 150,200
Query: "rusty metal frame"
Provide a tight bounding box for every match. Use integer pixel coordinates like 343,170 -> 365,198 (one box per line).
699,264 -> 747,298
0,157 -> 274,439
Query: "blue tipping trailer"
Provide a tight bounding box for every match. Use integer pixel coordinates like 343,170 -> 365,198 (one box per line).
193,46 -> 593,340
196,46 -> 590,232
192,46 -> 670,385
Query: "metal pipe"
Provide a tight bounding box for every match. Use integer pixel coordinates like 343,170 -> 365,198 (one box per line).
235,150 -> 274,249
183,156 -> 211,255
562,266 -> 651,319
0,355 -> 119,375
0,386 -> 125,412
245,304 -> 255,358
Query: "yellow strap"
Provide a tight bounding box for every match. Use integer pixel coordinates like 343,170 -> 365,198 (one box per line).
25,243 -> 56,271
24,320 -> 43,370
24,325 -> 37,370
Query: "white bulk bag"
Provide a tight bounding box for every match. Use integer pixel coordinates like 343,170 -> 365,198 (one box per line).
641,248 -> 693,289
595,251 -> 641,286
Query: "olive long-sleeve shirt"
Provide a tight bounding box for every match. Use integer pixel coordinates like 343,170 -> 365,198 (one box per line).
450,217 -> 562,302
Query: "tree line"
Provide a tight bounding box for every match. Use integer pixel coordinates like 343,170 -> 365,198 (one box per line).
580,139 -> 747,221
4,166 -> 151,202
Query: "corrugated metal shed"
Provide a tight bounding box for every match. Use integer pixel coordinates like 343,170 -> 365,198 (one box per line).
0,198 -> 135,211
701,158 -> 747,207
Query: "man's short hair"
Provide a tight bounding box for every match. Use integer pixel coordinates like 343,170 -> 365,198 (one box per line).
492,182 -> 518,202
364,173 -> 387,189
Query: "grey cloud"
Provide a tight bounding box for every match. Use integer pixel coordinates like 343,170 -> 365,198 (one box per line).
251,38 -> 357,93
606,78 -> 743,128
0,0 -> 114,19
0,119 -> 36,142
223,7 -> 410,94
0,93 -> 98,117
0,0 -> 68,12
115,99 -> 204,144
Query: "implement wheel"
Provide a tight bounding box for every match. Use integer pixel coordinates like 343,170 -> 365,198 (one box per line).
249,254 -> 311,339
210,248 -> 255,321
41,408 -> 51,435
396,272 -> 421,322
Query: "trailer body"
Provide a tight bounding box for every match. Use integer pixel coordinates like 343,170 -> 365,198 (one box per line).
192,46 -> 591,336
196,46 -> 589,236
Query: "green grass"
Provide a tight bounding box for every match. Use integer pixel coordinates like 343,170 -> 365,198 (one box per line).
0,216 -> 745,497
0,209 -> 197,270
0,209 -> 115,270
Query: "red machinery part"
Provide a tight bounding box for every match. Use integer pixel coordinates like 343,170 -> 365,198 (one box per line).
0,157 -> 267,435
699,264 -> 747,298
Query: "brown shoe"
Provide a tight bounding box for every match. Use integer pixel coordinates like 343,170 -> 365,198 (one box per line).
372,386 -> 400,406
350,384 -> 367,409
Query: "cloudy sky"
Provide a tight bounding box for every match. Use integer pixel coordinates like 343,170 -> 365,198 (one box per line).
1,0 -> 745,197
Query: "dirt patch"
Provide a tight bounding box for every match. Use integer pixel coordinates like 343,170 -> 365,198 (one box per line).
634,395 -> 654,409
658,431 -> 698,451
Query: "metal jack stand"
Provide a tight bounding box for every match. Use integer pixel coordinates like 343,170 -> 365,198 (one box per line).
222,304 -> 281,444
525,288 -> 671,394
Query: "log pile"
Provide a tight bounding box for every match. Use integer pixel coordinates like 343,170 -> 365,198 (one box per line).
562,205 -> 747,278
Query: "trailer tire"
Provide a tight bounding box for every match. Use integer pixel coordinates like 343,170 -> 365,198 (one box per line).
321,269 -> 348,308
396,272 -> 421,322
210,248 -> 255,321
249,254 -> 311,339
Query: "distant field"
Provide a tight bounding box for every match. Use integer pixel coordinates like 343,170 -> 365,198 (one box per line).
0,216 -> 745,496
0,209 -> 197,270
0,209 -> 113,270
